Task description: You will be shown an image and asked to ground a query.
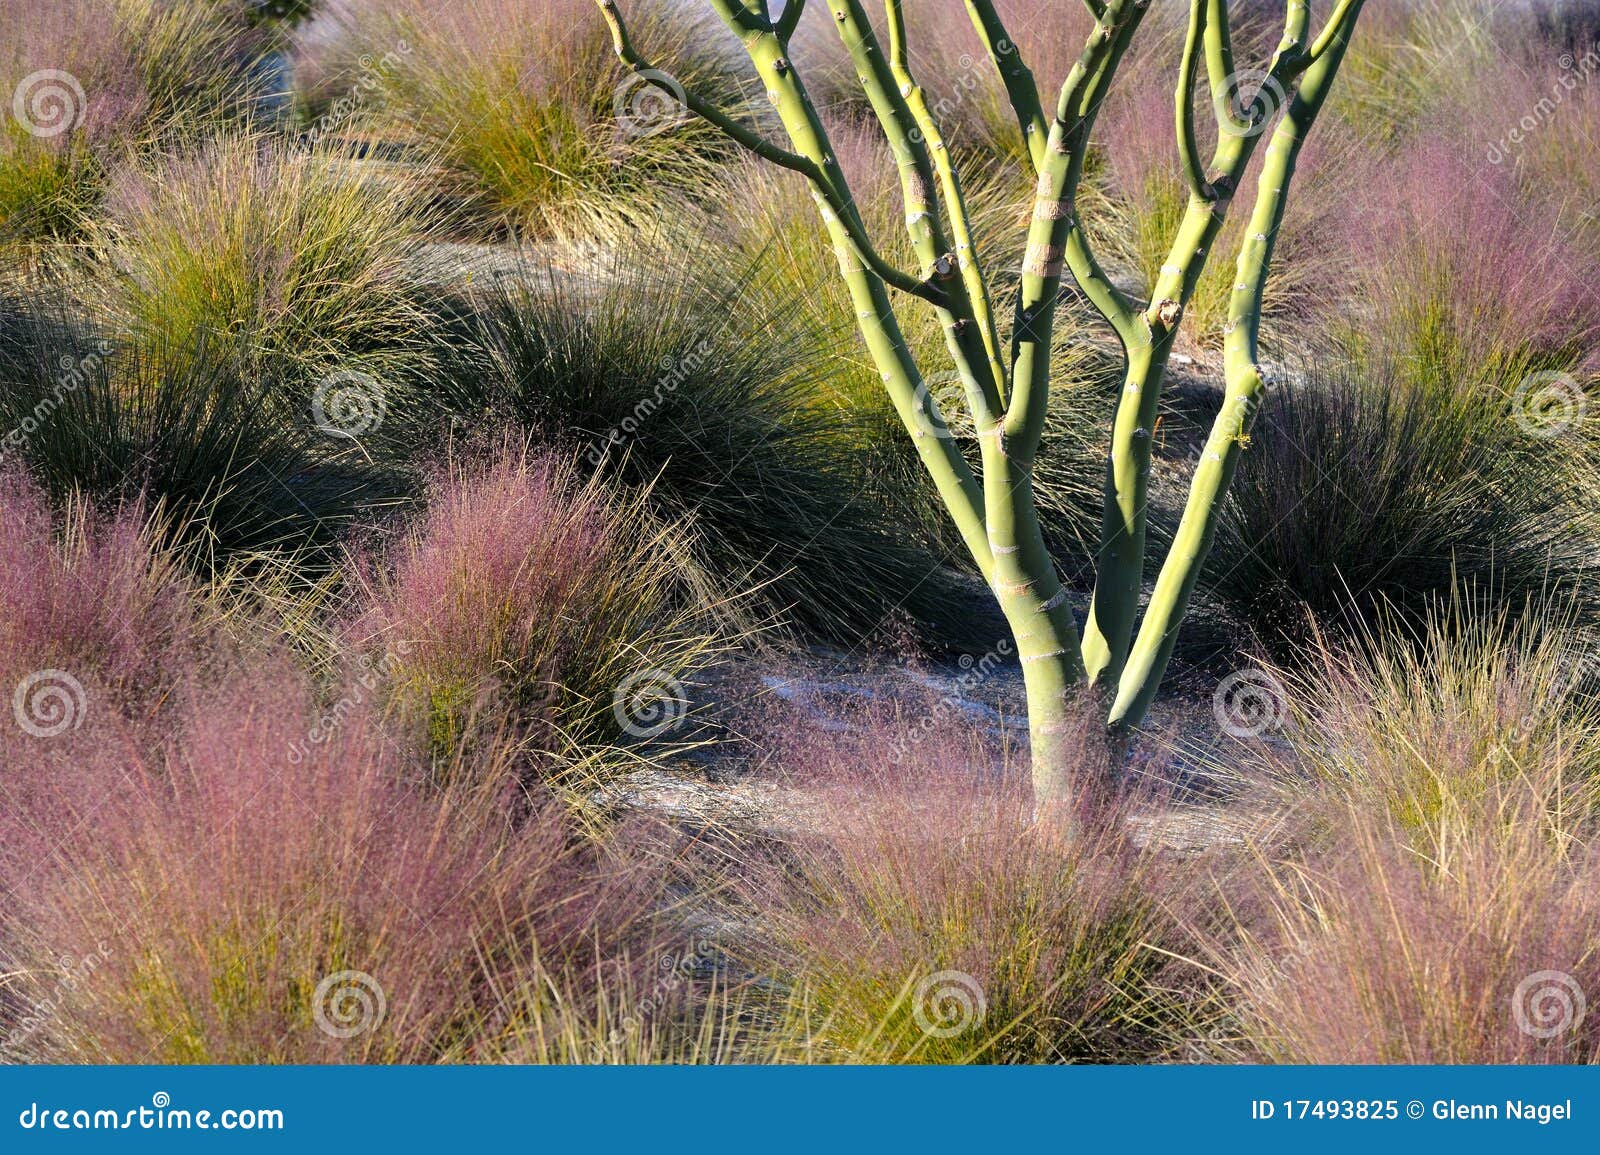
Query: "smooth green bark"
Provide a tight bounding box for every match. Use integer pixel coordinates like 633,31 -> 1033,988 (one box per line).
1111,0 -> 1366,727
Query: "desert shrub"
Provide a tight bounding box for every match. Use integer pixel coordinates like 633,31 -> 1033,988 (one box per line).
345,443 -> 719,764
741,703 -> 1204,1063
299,0 -> 741,238
84,134 -> 433,386
0,313 -> 398,560
428,240 -> 971,642
1210,362 -> 1600,653
1509,0 -> 1600,53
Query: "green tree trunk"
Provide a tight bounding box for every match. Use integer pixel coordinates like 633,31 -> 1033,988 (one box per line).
595,0 -> 1369,812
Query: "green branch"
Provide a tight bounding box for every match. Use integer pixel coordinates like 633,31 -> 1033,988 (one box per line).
1111,0 -> 1369,728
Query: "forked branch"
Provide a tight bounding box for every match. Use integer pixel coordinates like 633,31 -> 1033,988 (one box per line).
591,0 -> 1369,805
596,0 -> 947,307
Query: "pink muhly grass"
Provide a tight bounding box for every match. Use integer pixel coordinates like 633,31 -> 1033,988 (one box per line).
347,443 -> 712,761
0,660 -> 671,1063
2,0 -> 266,155
1338,134 -> 1597,378
1209,604 -> 1600,1063
736,695 -> 1207,1063
0,467 -> 195,714
0,0 -> 148,151
1219,799 -> 1600,1064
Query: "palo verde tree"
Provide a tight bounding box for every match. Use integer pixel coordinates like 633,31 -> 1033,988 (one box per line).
595,0 -> 1367,810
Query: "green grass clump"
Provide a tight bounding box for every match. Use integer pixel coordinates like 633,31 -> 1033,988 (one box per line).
84,134 -> 433,387
0,0 -> 275,257
0,125 -> 105,253
1209,359 -> 1600,655
0,313 -> 397,561
304,0 -> 742,239
1323,0 -> 1495,142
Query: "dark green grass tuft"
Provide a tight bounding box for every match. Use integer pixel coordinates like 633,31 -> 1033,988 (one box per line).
0,310 -> 402,563
1209,360 -> 1600,655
